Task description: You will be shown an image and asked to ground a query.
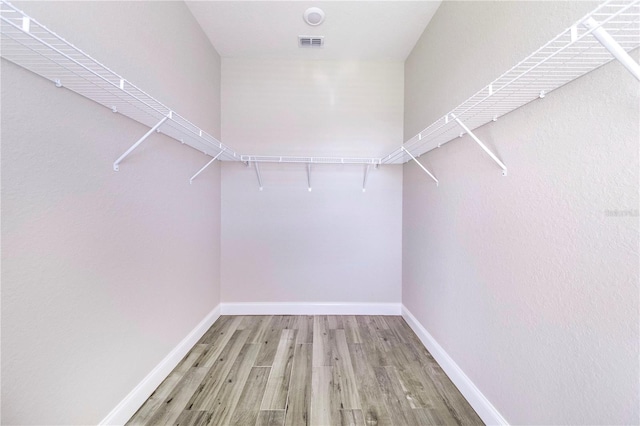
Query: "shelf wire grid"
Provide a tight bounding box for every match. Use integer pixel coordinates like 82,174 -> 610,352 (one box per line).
0,0 -> 239,162
1,1 -> 637,167
240,155 -> 382,165
383,0 -> 640,165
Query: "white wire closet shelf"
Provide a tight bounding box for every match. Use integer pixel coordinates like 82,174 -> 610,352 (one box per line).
241,155 -> 381,165
385,0 -> 640,168
0,0 -> 638,176
0,0 -> 240,166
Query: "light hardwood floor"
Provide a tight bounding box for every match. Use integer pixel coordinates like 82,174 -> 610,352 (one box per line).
127,315 -> 483,426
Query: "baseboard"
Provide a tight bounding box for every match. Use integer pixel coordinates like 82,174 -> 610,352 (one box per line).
221,302 -> 401,316
99,304 -> 221,426
401,305 -> 509,425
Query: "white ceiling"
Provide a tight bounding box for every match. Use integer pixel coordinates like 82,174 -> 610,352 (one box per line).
185,1 -> 442,61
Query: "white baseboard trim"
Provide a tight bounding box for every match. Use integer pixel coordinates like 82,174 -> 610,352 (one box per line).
99,304 -> 221,426
401,305 -> 509,426
221,302 -> 401,316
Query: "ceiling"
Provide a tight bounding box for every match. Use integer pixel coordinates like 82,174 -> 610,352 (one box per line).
185,1 -> 442,61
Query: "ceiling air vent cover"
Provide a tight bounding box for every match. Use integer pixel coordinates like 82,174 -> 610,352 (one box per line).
298,36 -> 324,48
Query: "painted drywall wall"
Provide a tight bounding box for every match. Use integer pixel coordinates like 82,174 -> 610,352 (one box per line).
1,2 -> 222,424
403,1 -> 639,424
221,59 -> 403,304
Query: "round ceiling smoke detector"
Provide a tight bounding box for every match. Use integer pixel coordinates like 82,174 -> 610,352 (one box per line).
303,7 -> 325,26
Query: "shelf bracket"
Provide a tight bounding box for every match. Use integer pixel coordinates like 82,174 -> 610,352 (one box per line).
582,17 -> 640,81
255,162 -> 263,191
451,115 -> 508,176
401,147 -> 439,185
189,149 -> 224,184
362,164 -> 371,192
113,114 -> 170,171
306,163 -> 312,192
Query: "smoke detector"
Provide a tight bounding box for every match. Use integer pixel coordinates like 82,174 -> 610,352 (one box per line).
304,7 -> 325,26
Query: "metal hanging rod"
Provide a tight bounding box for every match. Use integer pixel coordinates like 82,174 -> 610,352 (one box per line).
385,0 -> 640,166
0,0 -> 240,166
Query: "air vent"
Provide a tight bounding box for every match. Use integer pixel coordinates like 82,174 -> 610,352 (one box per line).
298,36 -> 324,48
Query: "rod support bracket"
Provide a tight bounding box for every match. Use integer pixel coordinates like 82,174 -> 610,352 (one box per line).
113,115 -> 170,171
401,147 -> 439,185
189,149 -> 224,184
451,115 -> 508,176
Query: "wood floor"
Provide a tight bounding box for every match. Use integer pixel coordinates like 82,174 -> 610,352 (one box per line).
127,315 -> 483,426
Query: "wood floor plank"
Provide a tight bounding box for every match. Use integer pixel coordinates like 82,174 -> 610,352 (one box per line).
284,343 -> 312,426
339,409 -> 365,426
312,316 -> 331,367
355,316 -> 390,367
394,355 -> 439,409
426,366 -> 484,424
257,410 -> 286,426
256,316 -> 287,367
279,315 -> 296,330
229,366 -> 271,426
128,316 -> 483,426
343,316 -> 362,344
186,329 -> 250,410
145,367 -> 209,426
412,406 -> 460,425
126,371 -> 185,425
261,329 -> 297,409
247,316 -> 272,343
374,366 -> 419,426
330,329 -> 361,410
310,366 -> 333,426
174,410 -> 212,426
207,343 -> 261,425
326,315 -> 344,330
348,343 -> 394,426
198,316 -> 232,344
381,316 -> 410,343
195,316 -> 244,368
174,344 -> 208,374
294,315 -> 313,344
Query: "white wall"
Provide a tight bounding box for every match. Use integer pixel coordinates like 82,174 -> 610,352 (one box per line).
403,1 -> 639,424
221,59 -> 403,306
1,2 -> 222,424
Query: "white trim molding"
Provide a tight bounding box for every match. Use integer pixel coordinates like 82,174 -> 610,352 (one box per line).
99,304 -> 221,426
221,302 -> 401,316
401,305 -> 509,426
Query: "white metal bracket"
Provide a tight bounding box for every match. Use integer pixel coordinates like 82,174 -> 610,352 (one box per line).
451,114 -> 508,176
113,114 -> 170,171
401,147 -> 439,185
306,163 -> 312,192
255,162 -> 263,191
582,17 -> 640,81
362,164 -> 371,192
189,149 -> 224,184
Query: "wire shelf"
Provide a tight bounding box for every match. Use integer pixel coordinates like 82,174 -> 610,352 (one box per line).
383,0 -> 640,165
1,0 -> 637,170
0,0 -> 240,162
240,155 -> 382,165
